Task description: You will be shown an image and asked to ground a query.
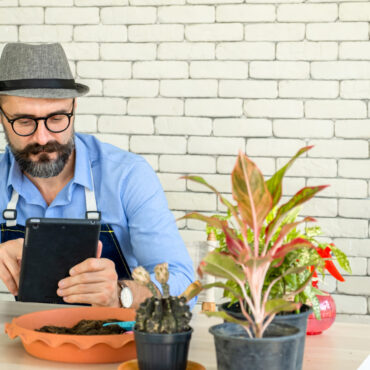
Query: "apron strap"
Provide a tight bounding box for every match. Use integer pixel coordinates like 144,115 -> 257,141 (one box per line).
3,188 -> 19,227
84,163 -> 101,221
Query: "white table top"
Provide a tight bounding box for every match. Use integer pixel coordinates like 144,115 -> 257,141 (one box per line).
0,301 -> 369,370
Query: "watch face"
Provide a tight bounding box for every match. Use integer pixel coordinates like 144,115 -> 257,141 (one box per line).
121,286 -> 133,308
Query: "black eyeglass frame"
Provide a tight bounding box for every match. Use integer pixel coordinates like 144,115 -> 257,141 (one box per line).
0,98 -> 75,137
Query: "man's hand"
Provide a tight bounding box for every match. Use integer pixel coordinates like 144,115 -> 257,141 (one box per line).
0,238 -> 23,296
57,241 -> 121,307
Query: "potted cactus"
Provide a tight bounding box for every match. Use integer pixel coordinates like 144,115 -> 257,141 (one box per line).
181,146 -> 342,370
132,263 -> 196,370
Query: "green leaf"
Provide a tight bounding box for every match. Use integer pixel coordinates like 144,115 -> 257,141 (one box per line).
202,281 -> 243,301
303,285 -> 321,320
232,152 -> 273,231
266,146 -> 313,208
203,310 -> 249,327
330,245 -> 352,274
265,298 -> 300,315
200,251 -> 245,283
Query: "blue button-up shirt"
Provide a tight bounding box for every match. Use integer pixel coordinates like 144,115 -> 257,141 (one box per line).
0,133 -> 195,299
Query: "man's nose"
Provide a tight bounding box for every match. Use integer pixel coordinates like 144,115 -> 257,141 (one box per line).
32,119 -> 53,145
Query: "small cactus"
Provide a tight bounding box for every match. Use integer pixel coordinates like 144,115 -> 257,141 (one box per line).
133,263 -> 192,334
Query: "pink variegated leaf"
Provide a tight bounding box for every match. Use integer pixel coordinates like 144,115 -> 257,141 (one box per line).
266,146 -> 313,208
265,185 -> 328,242
232,152 -> 273,231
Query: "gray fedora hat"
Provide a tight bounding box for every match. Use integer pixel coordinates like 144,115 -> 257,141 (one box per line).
0,43 -> 89,99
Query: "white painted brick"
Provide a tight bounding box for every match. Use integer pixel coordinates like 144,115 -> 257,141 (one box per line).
312,62 -> 370,79
21,0 -> 72,4
0,7 -> 43,24
160,155 -> 216,173
185,99 -> 243,117
101,6 -> 156,24
336,314 -> 370,325
337,277 -> 370,295
166,192 -> 216,211
280,178 -> 306,196
313,217 -> 369,238
277,42 -> 338,61
77,97 -> 126,115
133,61 -> 188,79
279,81 -> 338,99
76,0 -> 128,5
0,0 -> 18,5
218,156 -> 275,176
188,174 -> 232,193
334,238 -> 370,258
131,136 -> 186,154
307,23 -> 368,41
247,0 -> 306,2
216,42 -> 274,60
158,173 -> 186,192
220,80 -> 277,98
305,100 -> 366,119
308,139 -> 368,158
301,198 -> 338,217
104,80 -> 159,97
187,212 -> 216,230
128,98 -> 183,116
172,210 -> 186,229
68,61 -> 76,78
45,7 -> 99,25
276,158 -> 337,178
160,80 -> 217,98
273,119 -> 334,138
341,81 -> 370,99
98,116 -> 154,134
74,25 -> 127,42
188,0 -> 242,3
75,78 -> 102,96
244,100 -> 303,118
216,5 -> 275,22
179,230 -> 207,243
155,117 -> 212,136
339,3 -> 370,21
0,26 -> 17,42
62,43 -> 99,60
186,24 -> 243,42
158,42 -> 214,60
142,155 -> 158,171
340,42 -> 370,60
345,257 -> 368,276
277,4 -> 337,22
250,62 -> 309,79
77,61 -> 131,79
368,260 -> 370,276
0,133 -> 8,151
131,0 -> 184,5
190,61 -> 247,79
101,43 -> 156,61
188,137 -> 245,155
245,23 -> 305,41
93,134 -> 128,151
246,138 -> 306,157
332,294 -> 367,315
129,25 -> 183,42
338,159 -> 370,179
339,200 -> 370,219
158,6 -> 215,23
307,178 -> 368,199
75,115 -> 97,133
214,118 -> 272,137
318,275 -> 336,294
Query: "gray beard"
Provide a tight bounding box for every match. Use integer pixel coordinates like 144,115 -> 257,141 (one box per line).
5,131 -> 75,178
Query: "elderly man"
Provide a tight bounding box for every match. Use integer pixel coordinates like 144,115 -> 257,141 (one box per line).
0,43 -> 194,308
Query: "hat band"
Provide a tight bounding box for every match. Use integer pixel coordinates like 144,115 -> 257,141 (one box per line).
0,78 -> 76,91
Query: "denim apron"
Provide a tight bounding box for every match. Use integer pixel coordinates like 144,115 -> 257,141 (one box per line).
1,166 -> 132,302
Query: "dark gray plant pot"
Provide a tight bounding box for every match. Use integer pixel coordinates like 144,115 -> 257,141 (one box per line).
134,328 -> 192,370
209,322 -> 303,370
219,302 -> 312,370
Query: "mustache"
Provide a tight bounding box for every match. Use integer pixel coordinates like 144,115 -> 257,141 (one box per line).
17,141 -> 66,156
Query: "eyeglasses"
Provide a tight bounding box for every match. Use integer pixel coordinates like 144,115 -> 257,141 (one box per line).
0,99 -> 75,137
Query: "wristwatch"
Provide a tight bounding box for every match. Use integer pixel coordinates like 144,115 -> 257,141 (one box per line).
118,281 -> 133,308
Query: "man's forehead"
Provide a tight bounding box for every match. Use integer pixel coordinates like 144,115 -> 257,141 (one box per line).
1,95 -> 74,112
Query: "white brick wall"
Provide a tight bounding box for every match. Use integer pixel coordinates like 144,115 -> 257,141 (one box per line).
0,1 -> 368,320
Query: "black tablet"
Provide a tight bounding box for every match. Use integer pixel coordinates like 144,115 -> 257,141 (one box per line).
18,218 -> 101,304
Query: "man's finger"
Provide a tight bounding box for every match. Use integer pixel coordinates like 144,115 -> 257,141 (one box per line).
96,241 -> 102,259
0,264 -> 18,295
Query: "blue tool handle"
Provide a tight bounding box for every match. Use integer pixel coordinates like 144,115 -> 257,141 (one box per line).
103,321 -> 136,330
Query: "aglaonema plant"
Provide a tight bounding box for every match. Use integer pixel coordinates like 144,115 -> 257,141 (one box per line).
181,146 -> 330,338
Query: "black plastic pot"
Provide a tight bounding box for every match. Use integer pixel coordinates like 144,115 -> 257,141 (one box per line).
209,322 -> 303,370
134,328 -> 193,370
219,302 -> 312,370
